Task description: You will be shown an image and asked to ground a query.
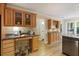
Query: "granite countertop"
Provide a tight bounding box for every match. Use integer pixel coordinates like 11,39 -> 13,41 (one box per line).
2,35 -> 40,40
62,33 -> 79,39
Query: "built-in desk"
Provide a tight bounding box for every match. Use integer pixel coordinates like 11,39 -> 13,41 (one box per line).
1,35 -> 40,56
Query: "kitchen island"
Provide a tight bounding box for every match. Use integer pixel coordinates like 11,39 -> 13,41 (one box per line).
62,34 -> 79,56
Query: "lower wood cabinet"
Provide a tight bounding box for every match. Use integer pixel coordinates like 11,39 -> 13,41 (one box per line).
29,36 -> 40,53
1,39 -> 15,56
2,51 -> 15,56
1,36 -> 40,55
48,32 -> 59,44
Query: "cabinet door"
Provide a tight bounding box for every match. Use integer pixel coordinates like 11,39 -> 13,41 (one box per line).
14,10 -> 23,26
1,39 -> 15,56
53,20 -> 60,29
0,4 -> 2,14
23,13 -> 36,27
4,7 -> 14,26
0,4 -> 5,15
48,19 -> 52,29
32,36 -> 39,52
31,14 -> 36,27
24,13 -> 32,26
48,33 -> 51,44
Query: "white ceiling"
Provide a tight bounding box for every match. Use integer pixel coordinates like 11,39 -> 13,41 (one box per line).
8,3 -> 79,19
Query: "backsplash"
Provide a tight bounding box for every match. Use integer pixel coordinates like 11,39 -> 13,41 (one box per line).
2,26 -> 39,38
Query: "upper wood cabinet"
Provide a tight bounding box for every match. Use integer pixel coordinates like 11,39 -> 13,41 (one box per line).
0,4 -> 2,14
48,19 -> 52,29
4,7 -> 36,27
31,13 -> 36,27
23,12 -> 36,27
53,20 -> 60,29
47,19 -> 60,29
14,10 -> 23,26
0,4 -> 5,14
23,12 -> 32,26
4,7 -> 14,26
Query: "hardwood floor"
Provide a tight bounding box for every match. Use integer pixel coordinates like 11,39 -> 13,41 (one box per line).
29,40 -> 65,56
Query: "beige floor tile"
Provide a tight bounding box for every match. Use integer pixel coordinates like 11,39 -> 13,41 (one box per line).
29,40 -> 65,56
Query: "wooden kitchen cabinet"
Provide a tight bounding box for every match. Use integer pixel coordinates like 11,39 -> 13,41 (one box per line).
48,19 -> 60,29
0,4 -> 5,14
4,7 -> 14,26
31,13 -> 36,27
29,36 -> 40,53
1,39 -> 15,56
32,36 -> 39,52
53,20 -> 60,29
48,19 -> 52,29
0,3 -> 6,56
48,32 -> 59,44
3,5 -> 36,27
23,12 -> 32,26
0,4 -> 2,14
47,19 -> 60,44
14,9 -> 23,26
53,32 -> 58,41
48,33 -> 54,44
48,33 -> 52,44
23,12 -> 36,27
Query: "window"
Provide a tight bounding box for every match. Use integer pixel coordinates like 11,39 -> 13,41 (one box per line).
67,22 -> 75,34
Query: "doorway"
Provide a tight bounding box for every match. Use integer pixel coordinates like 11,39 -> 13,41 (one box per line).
37,19 -> 48,44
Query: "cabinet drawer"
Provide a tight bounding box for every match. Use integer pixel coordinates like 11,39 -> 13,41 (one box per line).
2,40 -> 14,44
2,43 -> 14,48
2,47 -> 15,53
2,51 -> 15,56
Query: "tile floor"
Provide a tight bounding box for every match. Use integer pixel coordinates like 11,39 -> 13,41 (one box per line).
30,39 -> 65,56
